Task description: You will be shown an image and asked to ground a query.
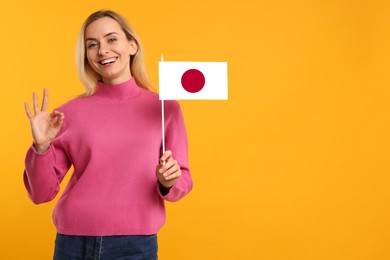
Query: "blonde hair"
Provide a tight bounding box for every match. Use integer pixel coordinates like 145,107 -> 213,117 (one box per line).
76,10 -> 153,96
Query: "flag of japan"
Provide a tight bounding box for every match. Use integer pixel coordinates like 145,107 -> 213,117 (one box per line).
159,61 -> 228,100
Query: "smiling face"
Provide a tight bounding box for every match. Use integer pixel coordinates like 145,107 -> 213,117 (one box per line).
84,17 -> 138,85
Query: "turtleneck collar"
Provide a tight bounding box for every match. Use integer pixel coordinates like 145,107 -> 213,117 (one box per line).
93,77 -> 141,100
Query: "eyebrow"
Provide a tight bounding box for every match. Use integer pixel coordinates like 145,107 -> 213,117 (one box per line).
85,32 -> 119,41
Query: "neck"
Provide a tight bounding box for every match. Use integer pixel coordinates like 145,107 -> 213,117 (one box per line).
94,77 -> 141,100
102,73 -> 132,85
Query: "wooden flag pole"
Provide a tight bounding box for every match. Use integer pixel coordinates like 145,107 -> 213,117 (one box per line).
160,55 -> 166,154
161,99 -> 165,154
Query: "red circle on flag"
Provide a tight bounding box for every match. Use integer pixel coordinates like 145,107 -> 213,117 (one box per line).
181,69 -> 205,93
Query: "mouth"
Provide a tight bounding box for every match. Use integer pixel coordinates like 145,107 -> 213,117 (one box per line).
99,57 -> 118,65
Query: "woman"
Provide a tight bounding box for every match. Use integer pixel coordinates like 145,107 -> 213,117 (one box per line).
23,10 -> 192,259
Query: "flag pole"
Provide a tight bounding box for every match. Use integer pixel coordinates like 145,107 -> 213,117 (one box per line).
161,99 -> 165,154
160,55 -> 166,154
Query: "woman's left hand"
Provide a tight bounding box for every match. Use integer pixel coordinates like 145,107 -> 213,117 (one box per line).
156,150 -> 182,189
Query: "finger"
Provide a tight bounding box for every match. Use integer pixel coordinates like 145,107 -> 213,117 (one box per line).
41,88 -> 49,111
159,159 -> 176,174
161,161 -> 180,177
50,110 -> 65,127
163,162 -> 180,177
50,110 -> 64,118
33,92 -> 39,114
24,102 -> 32,119
165,168 -> 181,181
160,150 -> 172,165
164,166 -> 180,179
54,113 -> 65,128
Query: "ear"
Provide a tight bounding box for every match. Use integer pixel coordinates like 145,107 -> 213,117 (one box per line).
129,40 -> 138,55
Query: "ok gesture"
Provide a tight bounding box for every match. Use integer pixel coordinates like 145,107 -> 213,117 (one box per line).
24,89 -> 64,153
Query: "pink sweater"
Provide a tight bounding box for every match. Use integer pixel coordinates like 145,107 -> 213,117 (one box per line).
23,77 -> 192,236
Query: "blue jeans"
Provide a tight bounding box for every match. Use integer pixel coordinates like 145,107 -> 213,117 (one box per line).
53,233 -> 158,260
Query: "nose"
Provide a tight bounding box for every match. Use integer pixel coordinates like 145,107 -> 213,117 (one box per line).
98,42 -> 109,56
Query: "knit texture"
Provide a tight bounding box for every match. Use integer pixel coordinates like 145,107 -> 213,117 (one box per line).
23,77 -> 192,236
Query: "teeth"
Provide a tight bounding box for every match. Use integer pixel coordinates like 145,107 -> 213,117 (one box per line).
100,58 -> 117,65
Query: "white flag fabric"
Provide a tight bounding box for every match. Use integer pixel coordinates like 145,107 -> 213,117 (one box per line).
159,61 -> 228,100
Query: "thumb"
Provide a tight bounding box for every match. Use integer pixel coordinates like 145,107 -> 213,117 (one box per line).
159,158 -> 166,166
160,150 -> 172,165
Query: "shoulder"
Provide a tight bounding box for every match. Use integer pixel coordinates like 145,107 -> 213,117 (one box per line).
55,96 -> 90,113
164,100 -> 181,115
138,88 -> 181,111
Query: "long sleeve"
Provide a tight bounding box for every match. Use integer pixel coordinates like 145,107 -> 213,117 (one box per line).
22,78 -> 193,236
23,136 -> 72,204
159,102 -> 193,202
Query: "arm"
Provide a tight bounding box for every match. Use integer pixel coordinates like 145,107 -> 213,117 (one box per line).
23,89 -> 71,204
23,140 -> 71,204
155,103 -> 193,202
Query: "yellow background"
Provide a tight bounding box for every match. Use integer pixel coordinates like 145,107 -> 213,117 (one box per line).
1,0 -> 389,259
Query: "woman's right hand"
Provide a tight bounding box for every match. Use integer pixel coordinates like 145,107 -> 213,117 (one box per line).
24,89 -> 64,153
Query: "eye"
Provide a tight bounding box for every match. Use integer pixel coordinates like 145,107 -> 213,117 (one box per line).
87,42 -> 98,49
108,38 -> 117,43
